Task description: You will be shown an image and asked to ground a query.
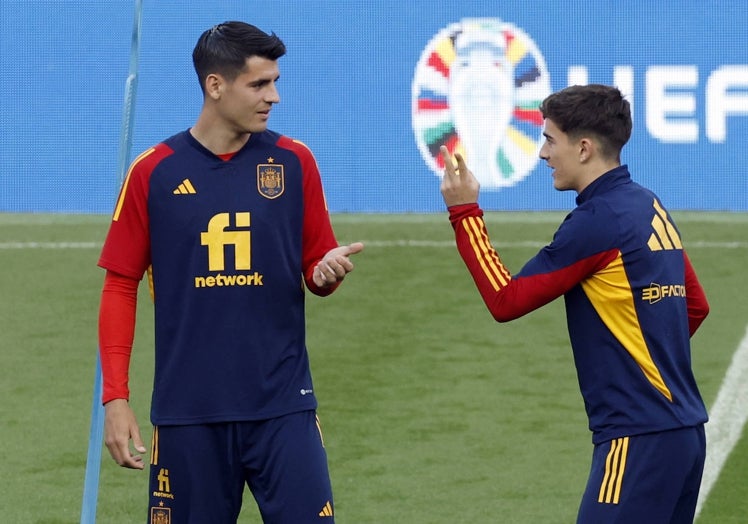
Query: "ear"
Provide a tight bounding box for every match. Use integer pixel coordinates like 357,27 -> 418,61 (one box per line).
204,73 -> 223,101
578,137 -> 595,163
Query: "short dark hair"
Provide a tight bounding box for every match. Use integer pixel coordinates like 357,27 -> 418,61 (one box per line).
539,84 -> 632,160
192,21 -> 286,93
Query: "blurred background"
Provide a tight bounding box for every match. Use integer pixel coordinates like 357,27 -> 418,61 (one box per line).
0,2 -> 746,523
1,0 -> 746,215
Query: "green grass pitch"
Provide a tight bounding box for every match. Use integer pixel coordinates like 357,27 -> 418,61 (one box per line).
0,212 -> 746,523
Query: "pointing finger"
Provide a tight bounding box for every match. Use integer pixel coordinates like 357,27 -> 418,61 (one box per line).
439,146 -> 457,177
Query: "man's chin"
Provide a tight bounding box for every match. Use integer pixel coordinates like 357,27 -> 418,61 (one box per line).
246,122 -> 269,134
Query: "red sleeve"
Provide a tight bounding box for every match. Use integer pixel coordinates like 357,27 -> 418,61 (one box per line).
98,144 -> 173,279
683,251 -> 709,336
448,203 -> 617,322
98,270 -> 139,404
279,137 -> 340,296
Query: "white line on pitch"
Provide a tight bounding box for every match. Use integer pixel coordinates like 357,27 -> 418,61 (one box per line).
351,240 -> 748,249
1,240 -> 748,250
695,323 -> 748,520
0,242 -> 101,249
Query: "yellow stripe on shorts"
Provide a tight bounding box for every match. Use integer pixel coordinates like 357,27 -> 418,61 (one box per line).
598,437 -> 629,504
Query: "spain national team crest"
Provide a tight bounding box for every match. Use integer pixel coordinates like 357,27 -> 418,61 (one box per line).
412,18 -> 551,189
257,162 -> 285,199
150,506 -> 171,524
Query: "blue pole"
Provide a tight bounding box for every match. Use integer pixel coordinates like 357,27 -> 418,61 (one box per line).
81,1 -> 142,522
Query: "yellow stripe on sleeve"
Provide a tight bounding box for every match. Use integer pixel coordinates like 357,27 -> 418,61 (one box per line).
651,215 -> 674,249
113,147 -> 156,222
461,216 -> 511,290
653,199 -> 682,249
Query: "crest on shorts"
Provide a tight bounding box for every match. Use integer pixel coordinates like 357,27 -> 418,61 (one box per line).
150,506 -> 171,524
257,161 -> 285,199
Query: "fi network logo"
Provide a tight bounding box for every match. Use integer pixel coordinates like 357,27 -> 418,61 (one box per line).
196,212 -> 263,288
152,468 -> 173,499
201,212 -> 251,271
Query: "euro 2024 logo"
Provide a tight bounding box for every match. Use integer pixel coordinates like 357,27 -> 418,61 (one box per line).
412,18 -> 551,189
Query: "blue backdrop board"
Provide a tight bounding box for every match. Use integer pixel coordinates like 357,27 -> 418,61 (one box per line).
1,1 -> 746,212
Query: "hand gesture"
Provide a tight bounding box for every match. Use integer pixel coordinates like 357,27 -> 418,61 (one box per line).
313,242 -> 365,287
439,145 -> 480,207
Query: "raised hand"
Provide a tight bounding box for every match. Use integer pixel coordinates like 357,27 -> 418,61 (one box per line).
439,145 -> 480,207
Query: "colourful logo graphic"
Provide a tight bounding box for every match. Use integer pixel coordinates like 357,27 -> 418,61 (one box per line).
412,18 -> 551,189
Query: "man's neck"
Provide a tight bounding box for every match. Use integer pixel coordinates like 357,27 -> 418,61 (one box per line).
575,160 -> 621,194
190,116 -> 250,156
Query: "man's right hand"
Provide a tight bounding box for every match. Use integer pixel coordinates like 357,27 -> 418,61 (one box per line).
439,145 -> 480,207
104,398 -> 147,469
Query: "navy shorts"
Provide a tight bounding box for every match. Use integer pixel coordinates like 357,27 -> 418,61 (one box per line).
147,410 -> 335,523
577,425 -> 705,523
